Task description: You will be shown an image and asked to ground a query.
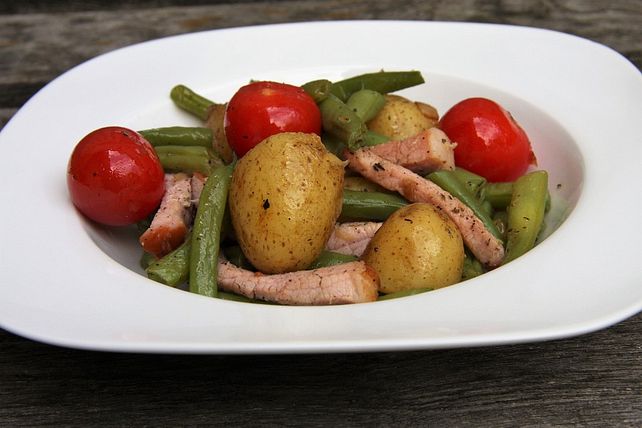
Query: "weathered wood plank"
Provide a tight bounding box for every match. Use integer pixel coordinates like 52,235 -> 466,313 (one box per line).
0,0 -> 640,104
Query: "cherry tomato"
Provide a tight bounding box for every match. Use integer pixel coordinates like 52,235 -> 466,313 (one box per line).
67,126 -> 165,226
439,97 -> 536,182
224,81 -> 322,157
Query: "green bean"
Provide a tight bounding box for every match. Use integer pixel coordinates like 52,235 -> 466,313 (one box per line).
427,170 -> 503,241
189,163 -> 234,298
321,133 -> 347,157
484,182 -> 514,210
360,130 -> 390,147
146,235 -> 192,287
139,127 -> 213,148
307,251 -> 358,270
222,245 -> 254,270
170,84 -> 214,121
154,145 -> 221,175
330,70 -> 425,102
485,181 -> 552,212
140,251 -> 157,270
378,287 -> 433,301
451,167 -> 486,197
341,189 -> 408,221
301,79 -> 333,103
503,170 -> 548,264
461,253 -> 485,280
346,89 -> 386,122
319,93 -> 368,150
493,210 -> 508,241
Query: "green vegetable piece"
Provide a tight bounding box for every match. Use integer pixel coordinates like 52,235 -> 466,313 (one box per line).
301,79 -> 333,103
461,252 -> 485,281
222,245 -> 254,270
154,145 -> 221,175
360,130 -> 390,147
341,189 -> 408,221
485,181 -> 552,213
139,126 -> 213,148
307,251 -> 358,270
189,163 -> 235,297
170,84 -> 215,121
146,235 -> 192,287
427,170 -> 503,241
140,251 -> 157,270
378,287 -> 433,301
451,167 -> 487,197
330,70 -> 425,102
503,170 -> 548,264
319,93 -> 368,150
345,89 -> 386,122
503,171 -> 548,263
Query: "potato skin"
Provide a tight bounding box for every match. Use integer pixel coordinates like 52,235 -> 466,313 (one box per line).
229,132 -> 344,274
362,203 -> 464,293
367,94 -> 437,140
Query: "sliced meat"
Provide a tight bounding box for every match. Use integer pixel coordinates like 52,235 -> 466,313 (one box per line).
139,173 -> 193,258
326,222 -> 382,257
217,258 -> 379,305
346,150 -> 505,267
190,172 -> 207,208
367,128 -> 456,174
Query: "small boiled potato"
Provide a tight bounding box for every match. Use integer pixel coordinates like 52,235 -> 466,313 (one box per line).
367,95 -> 437,140
229,132 -> 344,274
362,203 -> 464,293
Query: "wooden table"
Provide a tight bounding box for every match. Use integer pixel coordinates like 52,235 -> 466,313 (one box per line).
1,1 -> 640,425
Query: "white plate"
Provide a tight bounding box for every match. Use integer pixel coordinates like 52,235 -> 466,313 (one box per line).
1,21 -> 640,353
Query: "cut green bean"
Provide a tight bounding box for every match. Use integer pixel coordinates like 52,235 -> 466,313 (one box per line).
341,189 -> 408,221
301,79 -> 333,103
485,181 -> 551,212
307,251 -> 358,270
154,145 -> 221,175
146,235 -> 192,287
139,126 -> 213,148
330,70 -> 425,102
378,287 -> 433,301
170,84 -> 215,121
319,93 -> 368,150
492,210 -> 508,241
360,130 -> 390,147
427,170 -> 502,241
346,89 -> 386,122
189,163 -> 234,297
451,167 -> 486,197
461,253 -> 485,281
503,170 -> 548,264
222,245 -> 254,270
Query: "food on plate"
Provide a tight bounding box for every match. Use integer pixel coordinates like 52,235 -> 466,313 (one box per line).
224,81 -> 322,157
362,203 -> 464,293
229,132 -> 344,273
439,97 -> 537,182
367,94 -> 439,140
67,70 -> 551,305
67,126 -> 165,226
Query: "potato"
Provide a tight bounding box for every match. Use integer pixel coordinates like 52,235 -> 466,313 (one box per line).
367,94 -> 438,140
229,132 -> 344,274
362,203 -> 464,293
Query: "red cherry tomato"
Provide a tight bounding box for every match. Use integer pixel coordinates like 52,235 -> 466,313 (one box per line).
67,126 -> 165,226
224,81 -> 322,157
440,97 -> 536,182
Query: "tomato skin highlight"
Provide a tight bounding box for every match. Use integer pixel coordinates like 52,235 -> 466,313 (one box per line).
439,97 -> 536,182
224,81 -> 322,157
67,126 -> 165,226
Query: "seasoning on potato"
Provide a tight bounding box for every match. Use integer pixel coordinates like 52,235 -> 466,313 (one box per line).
362,203 -> 465,293
229,132 -> 344,274
367,94 -> 438,140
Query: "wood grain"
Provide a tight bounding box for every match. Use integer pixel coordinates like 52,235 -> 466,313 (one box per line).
1,0 -> 640,426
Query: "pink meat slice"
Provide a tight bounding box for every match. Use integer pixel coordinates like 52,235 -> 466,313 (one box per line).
139,173 -> 193,258
217,258 -> 380,305
326,222 -> 382,257
346,149 -> 505,267
366,128 -> 456,174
